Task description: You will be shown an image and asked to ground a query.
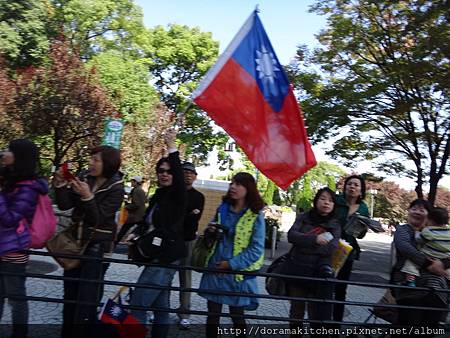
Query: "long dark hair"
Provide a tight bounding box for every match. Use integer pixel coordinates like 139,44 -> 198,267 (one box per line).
223,172 -> 265,213
343,174 -> 366,203
1,139 -> 39,191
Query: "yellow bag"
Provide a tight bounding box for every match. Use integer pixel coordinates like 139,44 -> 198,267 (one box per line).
118,207 -> 128,226
332,239 -> 353,274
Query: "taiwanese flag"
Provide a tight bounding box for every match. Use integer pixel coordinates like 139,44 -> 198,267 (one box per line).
192,11 -> 316,189
99,299 -> 147,338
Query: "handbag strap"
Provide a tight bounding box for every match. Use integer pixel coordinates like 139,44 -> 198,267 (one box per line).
75,219 -> 100,249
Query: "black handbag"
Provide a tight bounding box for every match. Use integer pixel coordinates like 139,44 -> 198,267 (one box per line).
128,227 -> 186,264
265,253 -> 289,296
343,213 -> 369,239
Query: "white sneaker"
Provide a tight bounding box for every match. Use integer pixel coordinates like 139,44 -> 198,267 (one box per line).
148,313 -> 154,323
179,319 -> 190,330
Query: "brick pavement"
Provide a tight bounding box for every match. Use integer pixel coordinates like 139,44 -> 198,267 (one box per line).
0,235 -> 392,337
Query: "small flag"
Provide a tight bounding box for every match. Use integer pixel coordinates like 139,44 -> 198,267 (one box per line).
99,298 -> 147,338
193,11 -> 316,189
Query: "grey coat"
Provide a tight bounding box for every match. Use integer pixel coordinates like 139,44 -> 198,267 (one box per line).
125,185 -> 146,224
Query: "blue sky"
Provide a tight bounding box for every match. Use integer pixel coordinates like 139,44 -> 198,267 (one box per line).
133,1 -> 450,190
134,0 -> 326,64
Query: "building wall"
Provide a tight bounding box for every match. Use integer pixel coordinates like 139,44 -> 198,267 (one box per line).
197,188 -> 225,234
193,179 -> 229,234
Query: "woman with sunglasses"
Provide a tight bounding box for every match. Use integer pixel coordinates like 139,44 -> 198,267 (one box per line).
128,129 -> 187,338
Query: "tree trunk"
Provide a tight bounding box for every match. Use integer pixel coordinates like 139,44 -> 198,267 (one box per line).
428,174 -> 438,205
414,161 -> 424,200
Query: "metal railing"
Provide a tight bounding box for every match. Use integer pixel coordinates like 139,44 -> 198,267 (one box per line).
1,249 -> 449,335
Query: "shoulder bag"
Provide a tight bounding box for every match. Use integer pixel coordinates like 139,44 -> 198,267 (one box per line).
191,234 -> 218,270
265,253 -> 290,296
372,289 -> 398,324
128,227 -> 186,264
46,222 -> 92,270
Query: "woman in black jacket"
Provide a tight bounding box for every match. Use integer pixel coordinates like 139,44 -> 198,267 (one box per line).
285,187 -> 341,336
54,146 -> 124,338
128,130 -> 187,338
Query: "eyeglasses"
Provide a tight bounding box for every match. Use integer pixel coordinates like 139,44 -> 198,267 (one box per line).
156,168 -> 171,174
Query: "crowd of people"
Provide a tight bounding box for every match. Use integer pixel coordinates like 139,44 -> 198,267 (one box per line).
0,134 -> 449,338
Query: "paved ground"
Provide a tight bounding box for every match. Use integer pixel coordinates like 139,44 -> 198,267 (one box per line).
0,233 -> 425,337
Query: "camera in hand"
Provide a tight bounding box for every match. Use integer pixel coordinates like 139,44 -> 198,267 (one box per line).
204,223 -> 228,245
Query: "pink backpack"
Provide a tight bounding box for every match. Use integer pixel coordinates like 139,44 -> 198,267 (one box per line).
28,193 -> 58,248
18,181 -> 58,249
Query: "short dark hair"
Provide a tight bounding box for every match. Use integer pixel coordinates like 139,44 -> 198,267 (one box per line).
223,172 -> 265,213
408,199 -> 431,212
429,207 -> 449,225
90,146 -> 121,179
313,187 -> 337,212
343,175 -> 366,202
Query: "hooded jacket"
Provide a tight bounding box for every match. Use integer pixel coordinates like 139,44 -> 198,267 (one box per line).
0,179 -> 49,255
55,172 -> 124,245
133,151 -> 187,261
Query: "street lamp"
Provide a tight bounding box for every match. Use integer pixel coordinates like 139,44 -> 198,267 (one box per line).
368,189 -> 378,218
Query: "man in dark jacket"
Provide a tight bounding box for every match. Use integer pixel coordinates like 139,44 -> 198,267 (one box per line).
178,162 -> 205,329
115,176 -> 146,243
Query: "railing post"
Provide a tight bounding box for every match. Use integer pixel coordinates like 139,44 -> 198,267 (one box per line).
271,225 -> 277,258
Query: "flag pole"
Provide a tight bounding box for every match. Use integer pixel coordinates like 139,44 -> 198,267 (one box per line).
254,4 -> 260,13
175,100 -> 193,129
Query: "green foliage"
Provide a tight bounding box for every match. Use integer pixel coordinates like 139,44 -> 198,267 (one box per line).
87,51 -> 157,123
263,180 -> 276,205
289,0 -> 450,203
297,176 -> 313,212
284,161 -> 346,208
51,0 -> 146,59
327,175 -> 336,191
143,24 -> 222,164
273,188 -> 282,206
144,24 -> 219,109
0,0 -> 51,67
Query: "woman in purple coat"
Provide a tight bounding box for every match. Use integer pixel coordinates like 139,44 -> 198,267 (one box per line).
0,139 -> 48,338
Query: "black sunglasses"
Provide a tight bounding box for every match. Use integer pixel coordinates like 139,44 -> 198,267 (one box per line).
156,168 -> 171,174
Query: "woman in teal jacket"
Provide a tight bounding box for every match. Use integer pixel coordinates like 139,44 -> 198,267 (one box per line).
333,175 -> 369,323
199,172 -> 265,338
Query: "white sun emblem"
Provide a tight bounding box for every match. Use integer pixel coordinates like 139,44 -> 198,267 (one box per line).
109,305 -> 122,317
255,45 -> 280,96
